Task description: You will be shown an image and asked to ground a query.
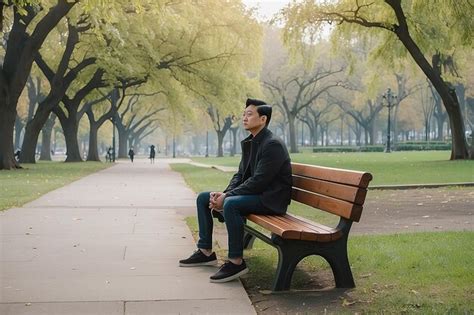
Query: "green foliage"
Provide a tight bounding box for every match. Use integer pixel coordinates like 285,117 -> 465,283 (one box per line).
281,1 -> 472,59
0,161 -> 110,211
279,0 -> 473,87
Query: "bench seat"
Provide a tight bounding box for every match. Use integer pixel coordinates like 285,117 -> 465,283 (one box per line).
247,213 -> 343,242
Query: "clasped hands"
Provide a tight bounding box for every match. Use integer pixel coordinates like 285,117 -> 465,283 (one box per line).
209,192 -> 226,212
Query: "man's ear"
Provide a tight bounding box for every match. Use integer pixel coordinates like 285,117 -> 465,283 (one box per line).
261,115 -> 267,124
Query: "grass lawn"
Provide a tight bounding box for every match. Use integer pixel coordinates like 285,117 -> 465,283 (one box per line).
192,150 -> 474,185
0,161 -> 111,211
172,163 -> 474,313
241,231 -> 474,314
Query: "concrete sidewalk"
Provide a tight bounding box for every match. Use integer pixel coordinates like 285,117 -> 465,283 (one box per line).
0,159 -> 255,315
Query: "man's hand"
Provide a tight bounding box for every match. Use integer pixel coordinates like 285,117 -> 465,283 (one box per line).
209,192 -> 226,211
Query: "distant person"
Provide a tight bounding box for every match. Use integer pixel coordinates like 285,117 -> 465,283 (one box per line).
128,147 -> 135,163
106,147 -> 113,162
14,150 -> 21,162
149,145 -> 156,164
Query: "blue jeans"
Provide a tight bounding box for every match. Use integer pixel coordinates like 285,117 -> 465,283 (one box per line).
196,191 -> 275,258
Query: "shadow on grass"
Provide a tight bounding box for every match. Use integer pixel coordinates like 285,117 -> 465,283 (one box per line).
241,249 -> 354,314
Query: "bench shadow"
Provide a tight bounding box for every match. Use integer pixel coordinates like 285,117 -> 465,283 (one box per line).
243,256 -> 354,314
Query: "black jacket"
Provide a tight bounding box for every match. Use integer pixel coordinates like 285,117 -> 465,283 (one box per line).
224,128 -> 292,214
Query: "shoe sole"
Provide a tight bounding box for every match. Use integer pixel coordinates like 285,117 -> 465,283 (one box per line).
179,260 -> 218,267
209,267 -> 249,283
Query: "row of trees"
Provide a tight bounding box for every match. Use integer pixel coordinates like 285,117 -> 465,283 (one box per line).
186,1 -> 472,158
257,26 -> 472,153
276,0 -> 473,159
1,1 -> 472,168
1,0 -> 262,169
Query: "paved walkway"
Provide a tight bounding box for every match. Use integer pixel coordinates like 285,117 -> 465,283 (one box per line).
0,159 -> 255,315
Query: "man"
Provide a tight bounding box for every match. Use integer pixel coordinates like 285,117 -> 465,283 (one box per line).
128,147 -> 135,163
149,145 -> 156,164
179,98 -> 292,283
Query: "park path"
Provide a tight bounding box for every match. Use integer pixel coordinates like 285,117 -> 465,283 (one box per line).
0,158 -> 255,315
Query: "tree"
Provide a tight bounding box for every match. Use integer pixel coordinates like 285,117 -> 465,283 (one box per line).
113,93 -> 164,158
264,63 -> 343,153
39,113 -> 56,160
298,101 -> 333,146
420,87 -> 435,141
0,1 -> 77,169
84,91 -> 114,161
206,106 -> 236,157
280,0 -> 473,159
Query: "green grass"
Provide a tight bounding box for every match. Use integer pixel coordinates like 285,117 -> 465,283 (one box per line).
0,161 -> 111,211
192,151 -> 474,185
171,163 -> 233,192
242,231 -> 474,314
172,163 -> 474,313
184,211 -> 474,313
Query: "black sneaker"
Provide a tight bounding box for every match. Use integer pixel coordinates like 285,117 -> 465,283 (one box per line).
209,260 -> 249,283
179,249 -> 217,267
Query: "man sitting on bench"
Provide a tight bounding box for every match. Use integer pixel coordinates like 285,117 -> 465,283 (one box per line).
179,98 -> 292,283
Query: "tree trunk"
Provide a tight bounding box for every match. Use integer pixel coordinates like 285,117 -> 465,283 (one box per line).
320,125 -> 324,147
391,9 -> 469,158
118,129 -> 129,158
14,115 -> 25,150
230,127 -> 238,156
393,104 -> 399,145
86,123 -> 100,161
216,130 -> 225,157
63,123 -> 82,162
369,123 -> 375,145
313,122 -> 319,146
434,98 -> 446,141
56,111 -> 82,162
0,98 -> 20,169
21,105 -> 54,163
39,113 -> 55,161
447,98 -> 468,159
288,114 -> 298,153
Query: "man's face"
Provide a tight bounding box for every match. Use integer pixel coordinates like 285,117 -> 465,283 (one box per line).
242,105 -> 266,132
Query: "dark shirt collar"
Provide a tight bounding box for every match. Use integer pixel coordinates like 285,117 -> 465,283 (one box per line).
242,127 -> 270,143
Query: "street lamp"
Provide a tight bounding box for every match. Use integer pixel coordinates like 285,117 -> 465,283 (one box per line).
382,88 -> 397,153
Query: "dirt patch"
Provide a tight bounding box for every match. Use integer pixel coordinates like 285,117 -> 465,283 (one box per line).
354,187 -> 473,234
243,187 -> 474,314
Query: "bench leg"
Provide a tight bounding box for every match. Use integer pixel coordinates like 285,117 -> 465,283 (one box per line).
243,231 -> 256,249
273,244 -> 305,291
323,243 -> 355,288
271,235 -> 355,290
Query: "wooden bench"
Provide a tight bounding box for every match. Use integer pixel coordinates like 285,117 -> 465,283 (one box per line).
243,162 -> 373,291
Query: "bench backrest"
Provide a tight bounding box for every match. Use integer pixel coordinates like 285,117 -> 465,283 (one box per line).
291,163 -> 373,222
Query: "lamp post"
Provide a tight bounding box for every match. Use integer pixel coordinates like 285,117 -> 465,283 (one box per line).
382,88 -> 397,153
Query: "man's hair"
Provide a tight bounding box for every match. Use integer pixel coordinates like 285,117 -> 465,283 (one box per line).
246,98 -> 272,126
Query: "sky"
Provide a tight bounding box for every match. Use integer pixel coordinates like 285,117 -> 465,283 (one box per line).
242,0 -> 290,21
